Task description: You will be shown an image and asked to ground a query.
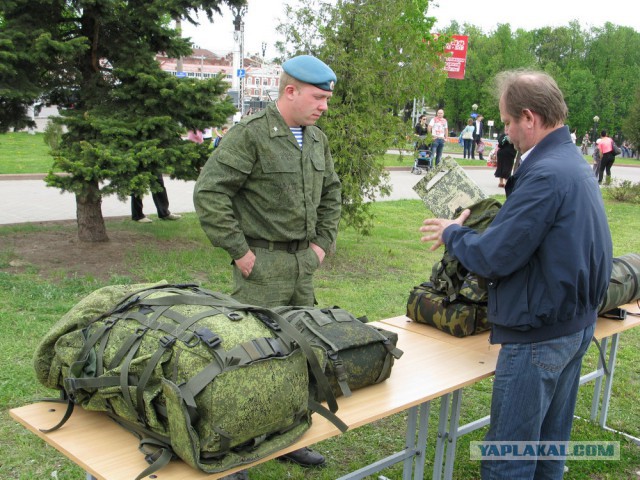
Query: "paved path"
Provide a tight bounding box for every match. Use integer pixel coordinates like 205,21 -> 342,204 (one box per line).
2,161 -> 638,226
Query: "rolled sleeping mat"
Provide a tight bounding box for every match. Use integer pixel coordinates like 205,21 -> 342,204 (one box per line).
598,253 -> 640,315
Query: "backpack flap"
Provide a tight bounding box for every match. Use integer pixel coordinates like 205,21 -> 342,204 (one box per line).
276,307 -> 403,399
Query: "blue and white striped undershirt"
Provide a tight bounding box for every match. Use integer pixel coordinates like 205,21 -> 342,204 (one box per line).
290,127 -> 303,149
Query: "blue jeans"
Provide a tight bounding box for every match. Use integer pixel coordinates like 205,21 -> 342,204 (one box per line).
431,137 -> 445,166
481,323 -> 595,480
463,139 -> 473,158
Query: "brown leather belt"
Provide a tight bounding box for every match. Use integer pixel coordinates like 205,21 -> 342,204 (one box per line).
246,237 -> 310,253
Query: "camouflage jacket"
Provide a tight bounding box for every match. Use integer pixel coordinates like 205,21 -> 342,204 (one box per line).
193,103 -> 342,260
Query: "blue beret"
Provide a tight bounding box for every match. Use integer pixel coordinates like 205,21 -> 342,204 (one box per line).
282,55 -> 337,91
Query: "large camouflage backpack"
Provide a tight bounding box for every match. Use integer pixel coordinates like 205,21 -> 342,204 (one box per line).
34,283 -> 346,478
598,253 -> 640,317
274,306 -> 404,399
406,198 -> 502,337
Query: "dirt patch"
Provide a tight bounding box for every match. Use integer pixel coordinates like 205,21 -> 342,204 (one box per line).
1,221 -> 185,281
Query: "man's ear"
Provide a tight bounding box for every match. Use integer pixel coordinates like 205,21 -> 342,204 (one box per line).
522,108 -> 536,127
283,84 -> 297,98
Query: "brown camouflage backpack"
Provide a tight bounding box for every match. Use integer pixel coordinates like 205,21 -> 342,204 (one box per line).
406,198 -> 502,337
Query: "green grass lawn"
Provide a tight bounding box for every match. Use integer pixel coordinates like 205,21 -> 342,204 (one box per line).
1,130 -> 639,478
1,199 -> 639,479
3,132 -> 639,174
0,132 -> 55,174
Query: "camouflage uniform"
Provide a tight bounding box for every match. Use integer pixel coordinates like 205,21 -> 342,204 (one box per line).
194,103 -> 342,307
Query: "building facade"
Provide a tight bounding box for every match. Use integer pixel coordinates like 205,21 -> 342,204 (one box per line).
155,49 -> 282,107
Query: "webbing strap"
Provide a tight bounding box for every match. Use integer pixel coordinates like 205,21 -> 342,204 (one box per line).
134,439 -> 174,480
108,328 -> 147,370
308,399 -> 348,432
383,338 -> 404,360
95,329 -> 111,377
136,336 -> 175,426
139,293 -> 242,308
244,306 -> 340,414
39,399 -> 75,433
328,351 -> 351,397
64,375 -> 135,391
213,425 -> 233,455
180,336 -> 292,409
105,412 -> 175,480
119,332 -> 146,415
68,322 -> 115,380
374,348 -> 395,385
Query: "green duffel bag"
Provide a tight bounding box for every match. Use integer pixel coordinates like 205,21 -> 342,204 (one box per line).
598,253 -> 640,316
274,306 -> 404,399
406,277 -> 489,338
34,283 -> 346,478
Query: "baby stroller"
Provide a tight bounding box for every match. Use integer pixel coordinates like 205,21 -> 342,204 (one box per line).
411,141 -> 432,175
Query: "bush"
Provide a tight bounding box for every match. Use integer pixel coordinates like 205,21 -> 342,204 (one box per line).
43,121 -> 63,150
605,179 -> 640,203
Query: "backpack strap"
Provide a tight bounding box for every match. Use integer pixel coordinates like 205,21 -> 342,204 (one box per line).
244,306 -> 341,415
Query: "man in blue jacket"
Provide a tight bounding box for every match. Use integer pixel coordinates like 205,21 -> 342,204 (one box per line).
420,70 -> 612,479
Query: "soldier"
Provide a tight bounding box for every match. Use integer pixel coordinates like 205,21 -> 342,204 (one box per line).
193,55 -> 342,476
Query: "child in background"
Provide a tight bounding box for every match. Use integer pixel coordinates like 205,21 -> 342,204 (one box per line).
476,140 -> 486,161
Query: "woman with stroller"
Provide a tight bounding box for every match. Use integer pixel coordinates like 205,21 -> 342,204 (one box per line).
412,115 -> 431,173
414,114 -> 429,149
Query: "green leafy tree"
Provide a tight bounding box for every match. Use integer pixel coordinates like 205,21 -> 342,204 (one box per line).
277,0 -> 444,234
586,24 -> 640,139
438,20 -> 640,142
622,86 -> 640,152
0,0 -> 243,241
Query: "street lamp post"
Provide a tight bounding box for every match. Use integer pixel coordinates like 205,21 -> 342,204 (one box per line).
472,103 -> 478,118
593,115 -> 600,144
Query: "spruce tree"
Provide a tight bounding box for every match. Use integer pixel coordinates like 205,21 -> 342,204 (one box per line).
0,0 -> 243,241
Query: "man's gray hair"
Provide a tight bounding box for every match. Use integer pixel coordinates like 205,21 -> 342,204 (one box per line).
495,70 -> 568,128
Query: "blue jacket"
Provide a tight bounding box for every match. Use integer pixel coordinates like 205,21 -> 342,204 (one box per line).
443,126 -> 613,344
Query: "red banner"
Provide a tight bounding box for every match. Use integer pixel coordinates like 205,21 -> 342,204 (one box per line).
443,35 -> 468,80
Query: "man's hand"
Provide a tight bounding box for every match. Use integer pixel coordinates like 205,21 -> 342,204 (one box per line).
235,250 -> 256,278
310,242 -> 325,264
419,209 -> 471,251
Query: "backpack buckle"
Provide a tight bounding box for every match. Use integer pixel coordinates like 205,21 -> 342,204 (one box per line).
159,335 -> 176,348
194,327 -> 222,348
255,312 -> 281,331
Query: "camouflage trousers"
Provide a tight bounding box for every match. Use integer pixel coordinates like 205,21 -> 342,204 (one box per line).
232,246 -> 320,307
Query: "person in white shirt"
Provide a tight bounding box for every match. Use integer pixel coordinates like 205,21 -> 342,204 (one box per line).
428,109 -> 448,166
472,114 -> 484,159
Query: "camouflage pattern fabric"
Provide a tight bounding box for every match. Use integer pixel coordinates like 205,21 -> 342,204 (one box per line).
274,306 -> 403,400
598,253 -> 640,315
34,284 -> 347,477
413,157 -> 487,219
430,198 -> 502,298
406,279 -> 490,338
193,102 -> 342,260
407,198 -> 501,337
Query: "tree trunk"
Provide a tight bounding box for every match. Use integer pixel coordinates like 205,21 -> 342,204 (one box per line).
76,180 -> 109,242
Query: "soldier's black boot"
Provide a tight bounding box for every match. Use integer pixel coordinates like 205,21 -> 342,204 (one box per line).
278,447 -> 326,467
